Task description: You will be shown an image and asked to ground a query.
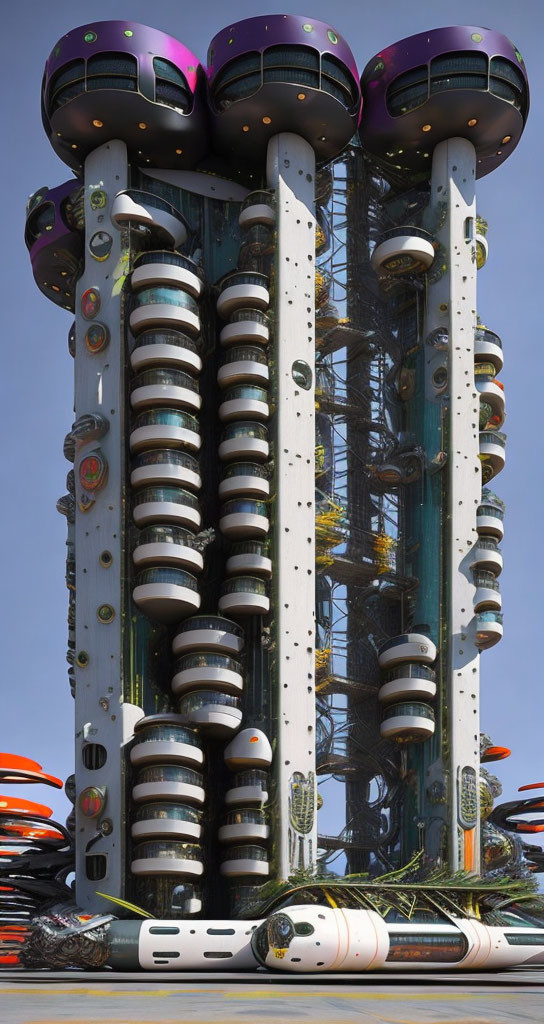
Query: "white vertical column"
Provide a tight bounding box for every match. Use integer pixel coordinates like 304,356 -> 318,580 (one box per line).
427,138 -> 481,872
266,134 -> 317,876
74,141 -> 143,911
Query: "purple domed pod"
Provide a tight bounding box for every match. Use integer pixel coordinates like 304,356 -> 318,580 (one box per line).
207,15 -> 361,164
41,21 -> 208,172
25,181 -> 84,311
360,26 -> 529,179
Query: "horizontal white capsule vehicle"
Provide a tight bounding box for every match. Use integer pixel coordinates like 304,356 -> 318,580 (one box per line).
107,903 -> 544,971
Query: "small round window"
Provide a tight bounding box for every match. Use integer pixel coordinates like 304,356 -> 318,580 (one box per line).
292,360 -> 312,390
432,366 -> 448,391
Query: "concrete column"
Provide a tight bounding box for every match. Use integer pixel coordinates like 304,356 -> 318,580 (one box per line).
427,138 -> 480,872
74,141 -> 142,911
266,133 -> 317,876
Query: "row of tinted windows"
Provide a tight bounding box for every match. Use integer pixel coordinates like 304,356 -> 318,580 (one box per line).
48,54 -> 191,115
212,45 -> 358,112
386,52 -> 527,117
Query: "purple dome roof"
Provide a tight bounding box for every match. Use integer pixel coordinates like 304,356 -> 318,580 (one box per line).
25,181 -> 84,311
42,21 -> 208,172
360,26 -> 529,179
207,15 -> 361,164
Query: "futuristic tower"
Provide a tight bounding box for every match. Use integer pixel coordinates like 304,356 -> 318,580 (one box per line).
24,15 -> 531,929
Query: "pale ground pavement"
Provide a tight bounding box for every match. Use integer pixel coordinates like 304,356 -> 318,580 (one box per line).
0,970 -> 543,1024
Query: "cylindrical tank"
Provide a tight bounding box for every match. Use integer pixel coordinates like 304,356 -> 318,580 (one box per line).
360,26 -> 529,178
207,15 -> 361,163
41,21 -> 208,171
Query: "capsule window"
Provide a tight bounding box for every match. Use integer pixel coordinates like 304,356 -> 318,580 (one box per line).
48,59 -> 85,113
85,854 -> 107,881
154,58 -> 191,113
82,743 -> 107,770
86,52 -> 138,92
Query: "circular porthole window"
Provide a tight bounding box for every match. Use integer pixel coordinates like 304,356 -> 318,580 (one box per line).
432,366 -> 448,392
90,189 -> 107,210
89,231 -> 113,261
292,360 -> 312,390
81,288 -> 101,319
99,550 -> 113,568
75,651 -> 89,668
97,604 -> 115,624
85,322 -> 109,354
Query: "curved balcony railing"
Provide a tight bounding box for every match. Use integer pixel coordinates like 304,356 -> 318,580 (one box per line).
221,421 -> 268,442
134,764 -> 204,788
131,330 -> 202,374
177,691 -> 242,715
173,653 -> 241,673
131,408 -> 200,432
220,845 -> 268,861
383,664 -> 436,683
480,430 -> 506,448
131,840 -> 203,861
218,272 -> 269,294
134,567 -> 199,591
221,345 -> 268,366
229,769 -> 268,790
133,250 -> 204,278
134,524 -> 201,550
132,803 -> 203,826
382,702 -> 435,722
174,616 -> 244,638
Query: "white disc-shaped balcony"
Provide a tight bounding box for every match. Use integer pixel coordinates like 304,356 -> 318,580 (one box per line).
218,385 -> 269,423
130,409 -> 200,454
219,576 -> 269,616
131,251 -> 203,299
176,691 -> 242,737
219,499 -> 269,540
220,310 -> 269,348
475,375 -> 505,427
239,191 -> 275,230
217,272 -> 269,319
380,702 -> 435,742
219,463 -> 270,501
130,330 -> 202,375
131,450 -> 201,491
132,526 -> 203,574
218,422 -> 269,462
225,770 -> 269,807
133,486 -> 201,530
218,346 -> 269,389
476,500 -> 505,541
130,715 -> 204,769
223,728 -> 273,770
476,232 -> 489,270
130,368 -> 201,413
111,190 -> 188,248
132,765 -> 205,805
131,804 -> 202,842
172,616 -> 245,657
371,228 -> 435,276
130,285 -> 200,337
479,431 -> 506,480
219,845 -> 269,877
474,326 -> 503,373
472,538 -> 503,576
475,611 -> 503,649
378,633 -> 437,670
473,571 -> 502,613
218,809 -> 269,844
131,840 -> 204,877
171,653 -> 243,697
133,567 -> 200,623
131,803 -> 202,842
225,541 -> 272,579
378,664 -> 437,704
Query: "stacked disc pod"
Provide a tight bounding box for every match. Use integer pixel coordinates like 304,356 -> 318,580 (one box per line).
378,633 -> 437,742
0,754 -> 70,967
129,714 -> 205,916
129,250 -> 205,625
172,615 -> 246,738
216,191 -> 274,620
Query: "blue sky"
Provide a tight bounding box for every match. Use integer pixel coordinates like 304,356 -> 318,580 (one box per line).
1,0 -> 542,864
